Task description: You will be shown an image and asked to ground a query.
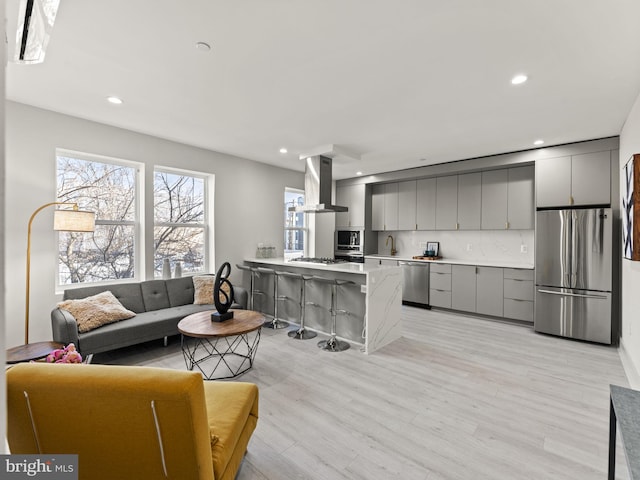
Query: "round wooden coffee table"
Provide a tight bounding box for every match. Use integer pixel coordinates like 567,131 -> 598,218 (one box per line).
6,341 -> 64,364
178,309 -> 264,380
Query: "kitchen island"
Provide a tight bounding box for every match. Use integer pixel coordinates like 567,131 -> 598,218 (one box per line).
241,258 -> 402,354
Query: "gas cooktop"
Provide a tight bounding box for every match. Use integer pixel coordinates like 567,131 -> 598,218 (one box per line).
289,257 -> 347,265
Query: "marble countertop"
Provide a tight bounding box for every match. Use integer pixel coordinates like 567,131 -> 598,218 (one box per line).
244,258 -> 400,274
365,254 -> 534,270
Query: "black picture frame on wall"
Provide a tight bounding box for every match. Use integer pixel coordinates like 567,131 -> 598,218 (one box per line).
623,154 -> 640,261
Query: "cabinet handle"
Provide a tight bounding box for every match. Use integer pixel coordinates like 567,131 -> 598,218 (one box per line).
570,195 -> 574,205
456,222 -> 459,230
505,221 -> 509,230
415,223 -> 418,230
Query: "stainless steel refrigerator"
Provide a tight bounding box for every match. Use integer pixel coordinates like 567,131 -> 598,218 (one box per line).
535,208 -> 612,344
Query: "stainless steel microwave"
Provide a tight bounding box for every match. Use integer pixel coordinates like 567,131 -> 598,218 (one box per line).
336,230 -> 363,252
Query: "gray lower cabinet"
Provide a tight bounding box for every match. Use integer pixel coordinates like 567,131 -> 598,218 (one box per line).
476,267 -> 504,316
503,268 -> 534,322
429,263 -> 451,308
429,263 -> 534,322
451,265 -> 476,311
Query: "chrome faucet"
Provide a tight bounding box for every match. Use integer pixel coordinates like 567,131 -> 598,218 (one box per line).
386,235 -> 397,256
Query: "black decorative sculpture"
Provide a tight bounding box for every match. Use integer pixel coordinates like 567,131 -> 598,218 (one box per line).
212,262 -> 235,322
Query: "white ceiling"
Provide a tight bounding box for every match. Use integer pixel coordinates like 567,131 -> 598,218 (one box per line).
7,0 -> 640,179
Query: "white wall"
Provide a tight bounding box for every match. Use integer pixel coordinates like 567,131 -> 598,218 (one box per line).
4,101 -> 303,348
619,90 -> 640,384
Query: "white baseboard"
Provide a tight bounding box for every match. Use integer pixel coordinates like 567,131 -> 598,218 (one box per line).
619,340 -> 640,390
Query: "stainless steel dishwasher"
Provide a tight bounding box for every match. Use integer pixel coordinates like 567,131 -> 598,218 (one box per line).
399,261 -> 430,308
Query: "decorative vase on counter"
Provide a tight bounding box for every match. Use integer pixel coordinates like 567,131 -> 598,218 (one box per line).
174,261 -> 182,278
162,258 -> 171,279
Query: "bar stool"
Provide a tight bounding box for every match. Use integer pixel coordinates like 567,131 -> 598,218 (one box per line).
288,274 -> 318,340
307,276 -> 354,352
258,267 -> 290,329
235,264 -> 265,311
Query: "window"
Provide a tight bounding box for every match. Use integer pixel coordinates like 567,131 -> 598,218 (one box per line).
154,169 -> 207,277
284,188 -> 305,260
57,152 -> 139,285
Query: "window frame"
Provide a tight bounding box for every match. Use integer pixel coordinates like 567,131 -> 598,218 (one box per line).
284,187 -> 306,259
55,149 -> 144,290
152,166 -> 212,278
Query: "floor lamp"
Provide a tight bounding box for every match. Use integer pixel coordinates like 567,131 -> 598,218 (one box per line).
25,202 -> 95,345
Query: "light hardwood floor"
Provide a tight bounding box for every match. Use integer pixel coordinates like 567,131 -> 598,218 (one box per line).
94,307 -> 631,479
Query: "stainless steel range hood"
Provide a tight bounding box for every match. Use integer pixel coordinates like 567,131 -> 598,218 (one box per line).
290,155 -> 348,213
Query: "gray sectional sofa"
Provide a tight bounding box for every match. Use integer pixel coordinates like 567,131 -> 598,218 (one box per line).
51,276 -> 248,355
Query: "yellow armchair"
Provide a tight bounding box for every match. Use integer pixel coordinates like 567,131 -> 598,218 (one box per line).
6,363 -> 259,480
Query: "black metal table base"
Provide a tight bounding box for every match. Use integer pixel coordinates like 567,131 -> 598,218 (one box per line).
181,330 -> 261,380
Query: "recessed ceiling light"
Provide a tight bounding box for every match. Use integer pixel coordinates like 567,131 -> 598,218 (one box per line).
279,148 -> 288,154
356,171 -> 363,176
511,74 -> 528,85
195,42 -> 211,52
107,96 -> 123,105
533,139 -> 544,146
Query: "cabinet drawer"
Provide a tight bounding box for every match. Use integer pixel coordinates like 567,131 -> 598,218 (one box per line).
430,263 -> 452,274
504,278 -> 534,301
430,289 -> 452,308
430,272 -> 451,291
504,298 -> 534,322
503,268 -> 534,281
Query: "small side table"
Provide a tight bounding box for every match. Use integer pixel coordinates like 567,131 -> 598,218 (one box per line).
609,384 -> 640,479
6,341 -> 64,364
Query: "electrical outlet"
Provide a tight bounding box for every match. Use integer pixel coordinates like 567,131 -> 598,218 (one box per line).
419,242 -> 427,249
520,244 -> 528,254
467,243 -> 473,252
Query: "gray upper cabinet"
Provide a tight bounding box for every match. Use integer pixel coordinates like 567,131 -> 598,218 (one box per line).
371,184 -> 385,231
397,180 -> 417,230
384,183 -> 399,231
481,166 -> 534,230
507,166 -> 534,229
571,151 -> 611,206
436,175 -> 458,230
335,183 -> 366,228
457,173 -> 481,230
481,169 -> 508,230
476,267 -> 504,317
371,183 -> 399,231
451,265 -> 476,311
416,178 -> 436,230
536,151 -> 611,208
536,156 -> 571,208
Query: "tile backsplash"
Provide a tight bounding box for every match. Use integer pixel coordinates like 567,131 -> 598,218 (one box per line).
377,230 -> 535,264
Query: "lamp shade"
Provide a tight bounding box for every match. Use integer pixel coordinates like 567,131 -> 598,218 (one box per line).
53,209 -> 95,232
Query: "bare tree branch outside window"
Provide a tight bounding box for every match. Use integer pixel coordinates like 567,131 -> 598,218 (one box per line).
57,155 -> 137,284
153,170 -> 206,277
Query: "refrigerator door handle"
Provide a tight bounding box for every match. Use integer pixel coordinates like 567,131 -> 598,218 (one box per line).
570,210 -> 578,288
537,289 -> 609,300
561,210 -> 571,287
